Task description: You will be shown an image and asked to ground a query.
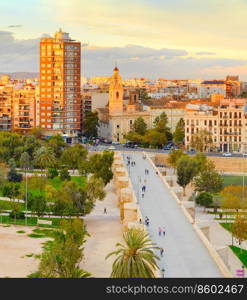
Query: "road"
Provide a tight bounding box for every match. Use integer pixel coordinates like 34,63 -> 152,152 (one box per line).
85,143 -> 247,158
123,152 -> 222,278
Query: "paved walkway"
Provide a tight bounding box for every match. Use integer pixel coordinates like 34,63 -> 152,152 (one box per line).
124,152 -> 222,278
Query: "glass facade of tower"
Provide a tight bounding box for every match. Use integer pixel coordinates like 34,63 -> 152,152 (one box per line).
40,30 -> 81,136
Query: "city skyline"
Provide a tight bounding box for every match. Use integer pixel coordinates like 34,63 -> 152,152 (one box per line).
1,0 -> 247,79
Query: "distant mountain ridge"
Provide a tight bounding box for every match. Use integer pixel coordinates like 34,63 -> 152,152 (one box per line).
0,72 -> 39,79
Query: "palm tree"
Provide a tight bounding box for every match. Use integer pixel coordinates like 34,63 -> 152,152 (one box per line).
34,146 -> 57,173
106,228 -> 160,278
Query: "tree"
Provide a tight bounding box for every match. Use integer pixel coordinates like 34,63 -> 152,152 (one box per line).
124,131 -> 144,144
176,156 -> 198,196
60,167 -> 71,181
7,168 -> 22,182
47,134 -> 67,158
220,186 -> 245,212
144,129 -> 167,148
167,149 -> 185,172
61,144 -> 88,173
89,150 -> 114,185
83,111 -> 99,138
47,168 -> 58,179
173,118 -> 185,145
190,129 -> 213,152
153,112 -> 170,136
133,117 -> 147,136
194,160 -> 223,194
139,89 -> 151,101
2,182 -> 20,222
30,127 -> 42,139
78,160 -> 91,177
37,219 -> 91,278
106,228 -> 159,278
34,146 -> 57,172
28,194 -> 47,217
0,163 -> 8,184
196,192 -> 213,211
232,215 -> 247,252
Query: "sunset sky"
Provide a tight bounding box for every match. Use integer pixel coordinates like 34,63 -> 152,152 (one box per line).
1,0 -> 247,79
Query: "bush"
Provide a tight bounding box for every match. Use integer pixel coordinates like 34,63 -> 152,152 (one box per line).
9,210 -> 25,219
47,168 -> 58,179
7,169 -> 23,182
196,192 -> 213,208
60,168 -> 71,181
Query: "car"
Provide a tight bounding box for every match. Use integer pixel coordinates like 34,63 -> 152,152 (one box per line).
112,141 -> 120,145
222,152 -> 232,157
189,148 -> 196,154
124,142 -> 137,148
243,153 -> 247,156
108,146 -> 116,150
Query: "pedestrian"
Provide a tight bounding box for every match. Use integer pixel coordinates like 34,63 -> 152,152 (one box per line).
143,185 -> 146,192
163,227 -> 166,237
142,193 -> 144,198
161,268 -> 165,278
139,218 -> 142,224
147,169 -> 149,175
104,207 -> 107,214
160,247 -> 164,257
146,218 -> 149,226
156,171 -> 158,175
158,227 -> 162,236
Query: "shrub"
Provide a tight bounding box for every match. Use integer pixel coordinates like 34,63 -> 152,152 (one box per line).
196,192 -> 213,208
47,168 -> 58,179
9,210 -> 25,219
60,168 -> 71,181
7,169 -> 23,182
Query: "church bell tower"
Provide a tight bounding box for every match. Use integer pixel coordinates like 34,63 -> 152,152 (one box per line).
109,66 -> 123,115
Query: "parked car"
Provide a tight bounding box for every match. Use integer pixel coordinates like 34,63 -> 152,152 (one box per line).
222,152 -> 232,157
112,141 -> 120,145
124,142 -> 138,148
108,146 -> 116,150
189,148 -> 196,154
243,153 -> 247,156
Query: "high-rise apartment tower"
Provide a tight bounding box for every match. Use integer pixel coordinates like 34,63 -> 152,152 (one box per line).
40,29 -> 81,141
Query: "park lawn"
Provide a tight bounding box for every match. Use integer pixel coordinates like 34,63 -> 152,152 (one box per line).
222,175 -> 247,186
28,176 -> 86,197
229,246 -> 247,268
220,222 -> 232,233
0,216 -> 64,228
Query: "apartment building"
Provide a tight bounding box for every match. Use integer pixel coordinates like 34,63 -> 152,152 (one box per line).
185,98 -> 247,153
40,29 -> 81,142
12,84 -> 36,132
0,86 -> 12,131
199,80 -> 226,99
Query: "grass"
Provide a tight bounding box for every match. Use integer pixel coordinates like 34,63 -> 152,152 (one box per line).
223,175 -> 247,186
27,176 -> 86,198
0,216 -> 63,228
25,253 -> 34,257
16,230 -> 25,234
0,200 -> 25,210
220,222 -> 233,233
31,228 -> 56,238
229,245 -> 247,268
28,233 -> 45,238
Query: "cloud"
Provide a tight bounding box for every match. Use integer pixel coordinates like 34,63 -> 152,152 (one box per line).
8,25 -> 22,28
196,52 -> 216,56
0,30 -> 247,79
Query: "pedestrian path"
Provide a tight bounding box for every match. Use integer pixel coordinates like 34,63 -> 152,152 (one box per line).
124,152 -> 222,278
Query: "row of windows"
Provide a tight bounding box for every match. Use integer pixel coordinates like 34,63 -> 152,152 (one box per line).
220,112 -> 242,118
